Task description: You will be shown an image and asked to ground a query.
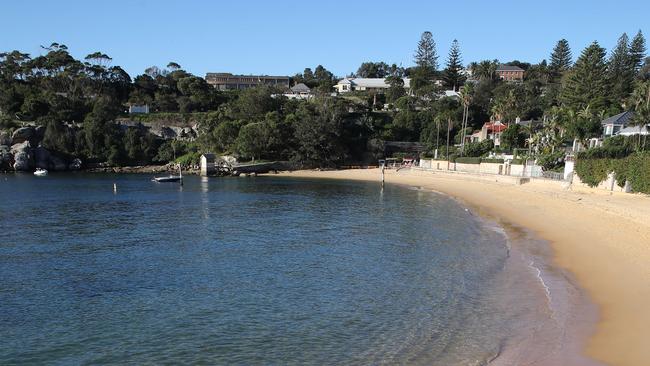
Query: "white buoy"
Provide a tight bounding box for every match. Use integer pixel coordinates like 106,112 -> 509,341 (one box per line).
113,183 -> 117,193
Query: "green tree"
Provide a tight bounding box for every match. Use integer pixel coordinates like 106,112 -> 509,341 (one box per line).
608,33 -> 635,107
560,42 -> 609,113
291,98 -> 346,167
385,76 -> 405,103
356,62 -> 389,78
442,39 -> 465,90
412,31 -> 438,96
235,122 -> 272,161
414,31 -> 438,70
501,124 -> 527,150
549,39 -> 572,81
629,30 -> 647,73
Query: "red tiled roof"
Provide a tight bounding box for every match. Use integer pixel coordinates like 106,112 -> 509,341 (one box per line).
483,122 -> 508,133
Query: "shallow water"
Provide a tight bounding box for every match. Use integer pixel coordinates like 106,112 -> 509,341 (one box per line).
0,174 -> 595,365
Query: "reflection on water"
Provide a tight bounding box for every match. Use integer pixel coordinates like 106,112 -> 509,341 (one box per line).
0,174 -> 561,365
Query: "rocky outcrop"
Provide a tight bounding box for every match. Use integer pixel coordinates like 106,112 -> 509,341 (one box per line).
11,127 -> 35,145
11,141 -> 34,171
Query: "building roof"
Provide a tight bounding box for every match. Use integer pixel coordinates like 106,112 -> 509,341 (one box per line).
442,90 -> 460,98
205,72 -> 290,79
483,121 -> 508,133
618,124 -> 650,136
601,111 -> 635,126
290,83 -> 311,93
201,153 -> 216,159
496,65 -> 525,72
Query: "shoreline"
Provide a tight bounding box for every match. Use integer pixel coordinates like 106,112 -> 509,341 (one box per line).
271,168 -> 650,366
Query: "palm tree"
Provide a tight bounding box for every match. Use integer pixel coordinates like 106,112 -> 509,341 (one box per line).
459,84 -> 473,155
630,80 -> 650,148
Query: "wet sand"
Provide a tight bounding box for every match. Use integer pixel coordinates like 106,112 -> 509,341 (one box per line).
273,168 -> 650,366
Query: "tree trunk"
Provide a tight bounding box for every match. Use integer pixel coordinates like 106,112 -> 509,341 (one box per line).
446,117 -> 451,169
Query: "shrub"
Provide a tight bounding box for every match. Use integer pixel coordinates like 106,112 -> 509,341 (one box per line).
175,151 -> 202,167
511,158 -> 525,165
575,158 -> 612,187
575,152 -> 650,194
481,158 -> 504,164
537,151 -> 565,171
463,140 -> 494,157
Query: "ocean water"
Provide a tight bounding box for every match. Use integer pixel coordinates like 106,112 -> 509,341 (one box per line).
0,174 -> 595,365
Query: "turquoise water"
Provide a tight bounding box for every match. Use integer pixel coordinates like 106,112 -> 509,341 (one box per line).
0,174 -> 582,365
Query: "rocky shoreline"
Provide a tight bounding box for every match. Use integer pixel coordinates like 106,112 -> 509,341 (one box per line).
84,164 -> 200,175
1,126 -> 83,172
1,125 -> 202,175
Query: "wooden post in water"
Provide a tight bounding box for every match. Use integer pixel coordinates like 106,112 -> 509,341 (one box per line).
381,164 -> 385,187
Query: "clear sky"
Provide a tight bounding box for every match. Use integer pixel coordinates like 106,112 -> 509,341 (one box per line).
1,0 -> 647,78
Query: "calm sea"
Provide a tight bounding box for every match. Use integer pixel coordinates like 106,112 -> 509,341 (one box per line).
0,174 -> 595,365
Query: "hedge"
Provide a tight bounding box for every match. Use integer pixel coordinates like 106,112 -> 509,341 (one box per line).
481,158 -> 505,164
455,157 -> 482,164
575,152 -> 650,194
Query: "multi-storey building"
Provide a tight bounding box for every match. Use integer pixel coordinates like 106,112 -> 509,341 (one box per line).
205,73 -> 290,90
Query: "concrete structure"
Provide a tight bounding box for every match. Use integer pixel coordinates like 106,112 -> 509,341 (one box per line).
334,77 -> 411,93
496,65 -> 524,81
417,159 -> 543,181
602,111 -> 635,136
205,73 -> 290,90
128,104 -> 149,114
200,153 -> 216,176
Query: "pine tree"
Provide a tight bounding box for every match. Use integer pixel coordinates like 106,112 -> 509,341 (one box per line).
549,39 -> 572,80
442,39 -> 465,90
411,31 -> 438,96
560,42 -> 609,113
414,31 -> 438,71
608,33 -> 635,106
629,30 -> 647,73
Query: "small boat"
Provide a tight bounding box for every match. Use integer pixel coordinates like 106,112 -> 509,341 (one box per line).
153,175 -> 182,183
153,164 -> 183,183
34,168 -> 48,176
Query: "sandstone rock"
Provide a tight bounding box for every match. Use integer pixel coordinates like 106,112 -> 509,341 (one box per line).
10,141 -> 30,154
11,127 -> 35,145
11,141 -> 33,171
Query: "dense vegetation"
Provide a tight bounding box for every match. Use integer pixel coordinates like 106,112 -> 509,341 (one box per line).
1,30 -> 649,170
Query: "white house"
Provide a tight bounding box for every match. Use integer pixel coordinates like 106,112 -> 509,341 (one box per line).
601,111 -> 634,136
334,77 -> 411,93
282,83 -> 313,100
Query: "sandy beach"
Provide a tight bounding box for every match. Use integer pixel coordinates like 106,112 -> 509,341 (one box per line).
274,168 -> 650,366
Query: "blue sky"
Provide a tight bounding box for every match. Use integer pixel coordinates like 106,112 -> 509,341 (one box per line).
1,0 -> 647,78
